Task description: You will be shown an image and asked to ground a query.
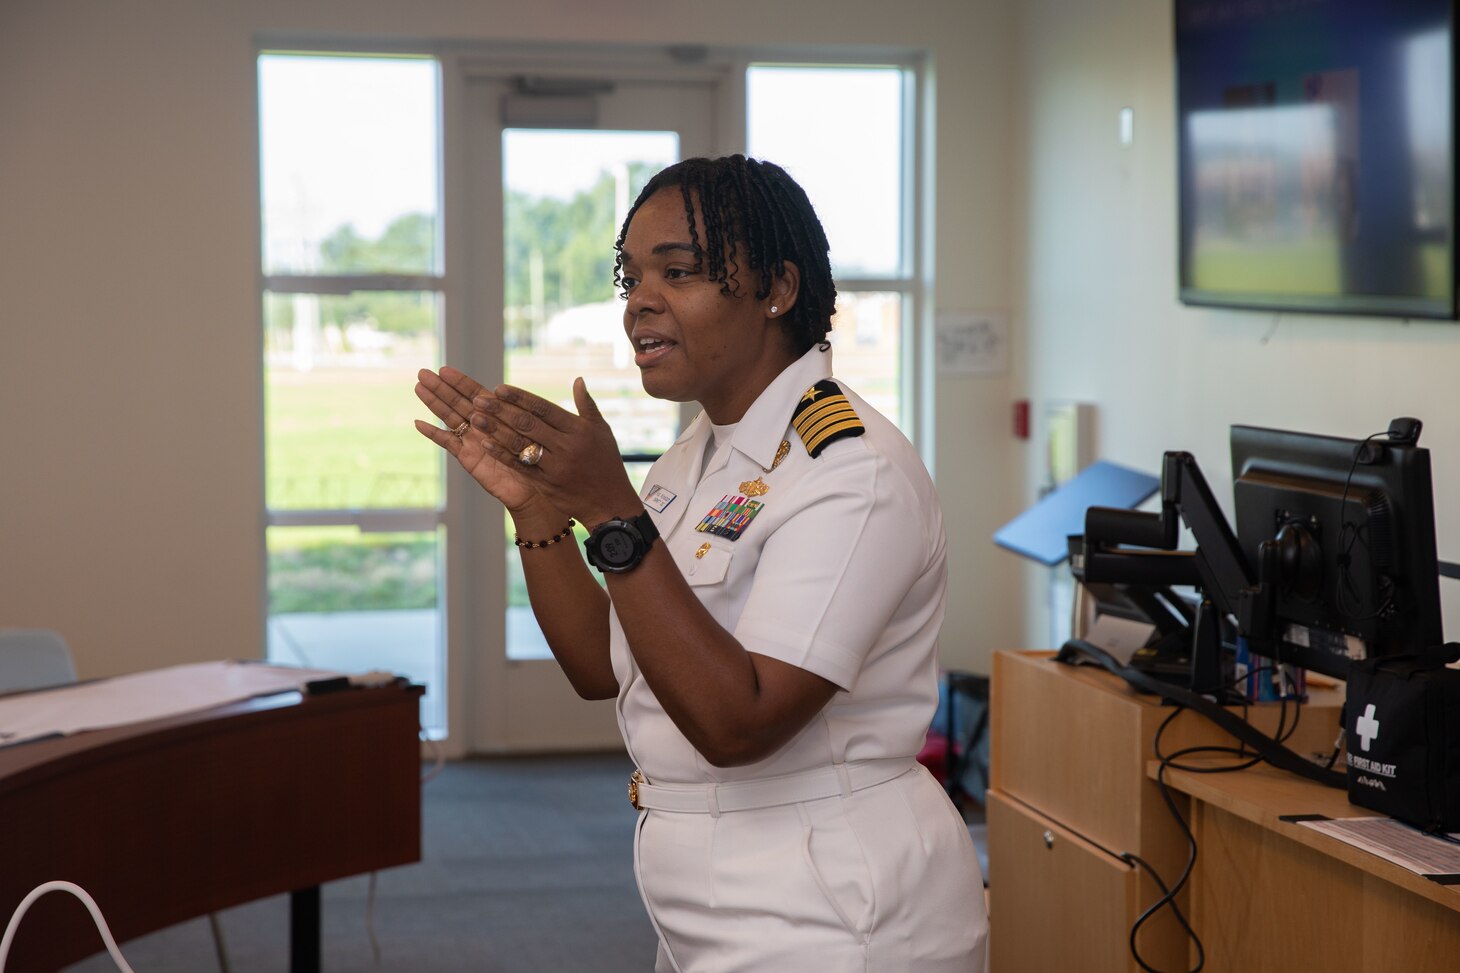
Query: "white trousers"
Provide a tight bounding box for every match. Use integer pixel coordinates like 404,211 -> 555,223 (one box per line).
634,764 -> 988,972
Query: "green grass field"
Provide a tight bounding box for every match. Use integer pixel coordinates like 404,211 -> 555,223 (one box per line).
266,365 -> 441,511
266,364 -> 443,612
265,362 -> 569,613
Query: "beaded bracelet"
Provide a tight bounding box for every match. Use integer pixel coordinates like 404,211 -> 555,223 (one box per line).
514,519 -> 576,550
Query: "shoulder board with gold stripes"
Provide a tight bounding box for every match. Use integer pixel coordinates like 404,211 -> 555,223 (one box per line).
791,380 -> 866,458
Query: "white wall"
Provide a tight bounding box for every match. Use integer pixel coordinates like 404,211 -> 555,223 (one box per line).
0,0 -> 1020,684
1012,0 -> 1460,647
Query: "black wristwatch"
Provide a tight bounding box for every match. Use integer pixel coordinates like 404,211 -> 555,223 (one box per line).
584,511 -> 660,574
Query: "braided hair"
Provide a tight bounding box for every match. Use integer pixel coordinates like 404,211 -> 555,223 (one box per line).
614,155 -> 837,353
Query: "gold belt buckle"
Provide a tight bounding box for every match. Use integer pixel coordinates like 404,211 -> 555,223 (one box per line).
629,769 -> 646,810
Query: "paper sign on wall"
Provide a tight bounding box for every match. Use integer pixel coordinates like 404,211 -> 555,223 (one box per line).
935,310 -> 1007,375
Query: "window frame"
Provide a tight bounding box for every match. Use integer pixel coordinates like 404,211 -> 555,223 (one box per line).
253,43 -> 930,752
745,57 -> 926,455
257,49 -> 448,530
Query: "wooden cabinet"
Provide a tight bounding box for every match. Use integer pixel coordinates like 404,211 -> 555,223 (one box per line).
986,790 -> 1135,973
986,650 -> 1343,972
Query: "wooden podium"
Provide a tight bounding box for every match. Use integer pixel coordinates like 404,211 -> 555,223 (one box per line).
1160,760 -> 1460,971
986,650 -> 1345,972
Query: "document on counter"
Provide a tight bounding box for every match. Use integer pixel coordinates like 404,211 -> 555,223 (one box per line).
0,660 -> 343,748
1298,816 -> 1460,879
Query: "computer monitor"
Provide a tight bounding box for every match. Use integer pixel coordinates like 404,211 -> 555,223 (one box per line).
1231,420 -> 1444,679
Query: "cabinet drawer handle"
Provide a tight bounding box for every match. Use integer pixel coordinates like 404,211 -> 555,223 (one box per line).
1042,830 -> 1055,849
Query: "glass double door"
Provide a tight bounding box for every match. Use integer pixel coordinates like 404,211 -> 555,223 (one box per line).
458,72 -> 719,751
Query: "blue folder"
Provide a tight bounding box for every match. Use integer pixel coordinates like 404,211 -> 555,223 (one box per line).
993,460 -> 1161,566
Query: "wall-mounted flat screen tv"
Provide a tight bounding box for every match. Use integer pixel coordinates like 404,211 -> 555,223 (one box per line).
1176,0 -> 1455,319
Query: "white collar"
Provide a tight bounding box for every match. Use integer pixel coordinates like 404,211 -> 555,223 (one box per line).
664,345 -> 834,469
727,345 -> 834,469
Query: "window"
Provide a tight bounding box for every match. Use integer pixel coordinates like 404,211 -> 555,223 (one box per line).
253,49 -> 922,747
258,52 -> 448,734
748,65 -> 914,433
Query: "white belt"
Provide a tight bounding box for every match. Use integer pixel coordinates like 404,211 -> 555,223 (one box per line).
629,757 -> 916,815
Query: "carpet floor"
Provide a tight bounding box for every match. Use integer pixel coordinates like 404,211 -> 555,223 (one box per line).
64,752 -> 986,972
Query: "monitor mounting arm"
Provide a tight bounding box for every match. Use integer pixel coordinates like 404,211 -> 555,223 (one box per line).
1078,451 -> 1276,694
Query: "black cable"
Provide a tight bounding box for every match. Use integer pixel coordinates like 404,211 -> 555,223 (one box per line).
1126,711 -> 1294,973
1059,640 -> 1346,789
1335,431 -> 1396,622
1117,711 -> 1233,972
1280,667 -> 1303,741
1265,664 -> 1301,747
1121,846 -> 1205,973
1060,643 -> 1337,972
1236,663 -> 1300,749
1423,825 -> 1460,846
1118,705 -> 1262,973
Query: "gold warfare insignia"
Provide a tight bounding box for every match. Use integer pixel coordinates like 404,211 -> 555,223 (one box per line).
792,380 -> 865,457
739,477 -> 770,497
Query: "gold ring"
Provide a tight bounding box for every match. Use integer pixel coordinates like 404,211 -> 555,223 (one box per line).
518,442 -> 544,466
450,420 -> 469,438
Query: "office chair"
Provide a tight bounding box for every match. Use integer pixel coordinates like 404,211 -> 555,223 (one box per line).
0,629 -> 77,693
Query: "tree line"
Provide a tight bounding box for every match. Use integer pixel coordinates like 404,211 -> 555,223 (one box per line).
281,161 -> 661,344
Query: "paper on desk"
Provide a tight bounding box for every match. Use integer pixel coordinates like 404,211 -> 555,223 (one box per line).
1082,614 -> 1157,665
1299,817 -> 1460,877
0,660 -> 345,748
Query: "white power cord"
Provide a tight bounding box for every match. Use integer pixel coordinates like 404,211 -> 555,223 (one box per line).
366,872 -> 382,968
357,727 -> 447,968
207,912 -> 231,973
350,725 -> 446,969
0,880 -> 136,973
7,720 -> 442,973
420,729 -> 446,785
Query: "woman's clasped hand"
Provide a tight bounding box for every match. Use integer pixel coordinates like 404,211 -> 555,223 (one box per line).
413,367 -> 641,532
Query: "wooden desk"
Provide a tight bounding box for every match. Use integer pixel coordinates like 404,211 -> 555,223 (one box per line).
988,650 -> 1345,972
0,681 -> 422,972
1160,760 -> 1460,971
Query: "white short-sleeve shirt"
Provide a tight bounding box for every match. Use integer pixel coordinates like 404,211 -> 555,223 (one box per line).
611,345 -> 947,784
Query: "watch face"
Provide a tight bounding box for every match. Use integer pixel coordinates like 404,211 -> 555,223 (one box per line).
597,528 -> 638,567
588,513 -> 656,574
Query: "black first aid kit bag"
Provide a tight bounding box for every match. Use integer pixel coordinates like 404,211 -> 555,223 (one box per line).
1345,652 -> 1460,833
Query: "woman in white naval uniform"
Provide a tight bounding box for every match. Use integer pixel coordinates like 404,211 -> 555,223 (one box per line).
415,155 -> 987,971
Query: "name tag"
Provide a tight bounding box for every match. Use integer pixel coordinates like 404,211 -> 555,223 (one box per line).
644,485 -> 677,513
